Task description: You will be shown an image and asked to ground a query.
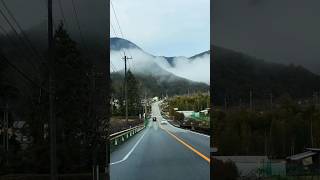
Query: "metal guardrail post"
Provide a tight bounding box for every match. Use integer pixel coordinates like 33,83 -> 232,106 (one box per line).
110,124 -> 146,147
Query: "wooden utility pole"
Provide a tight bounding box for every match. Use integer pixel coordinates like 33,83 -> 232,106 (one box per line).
5,104 -> 8,152
122,54 -> 132,124
2,108 -> 5,150
311,117 -> 314,147
144,91 -> 147,120
270,93 -> 273,109
249,89 -> 253,111
48,0 -> 56,179
224,96 -> 227,111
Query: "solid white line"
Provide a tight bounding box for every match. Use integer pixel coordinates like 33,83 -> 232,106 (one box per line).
165,119 -> 210,138
110,129 -> 148,165
186,129 -> 210,138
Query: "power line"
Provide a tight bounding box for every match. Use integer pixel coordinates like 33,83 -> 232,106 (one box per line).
71,0 -> 88,50
57,0 -> 69,29
0,53 -> 49,93
110,0 -> 124,38
0,10 -> 42,75
110,0 -> 134,69
110,22 -> 118,37
110,1 -> 129,56
0,0 -> 49,70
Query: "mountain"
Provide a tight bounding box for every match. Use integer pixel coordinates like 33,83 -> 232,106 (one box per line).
190,50 -> 210,60
110,37 -> 210,85
213,45 -> 320,106
110,37 -> 210,96
110,37 -> 141,51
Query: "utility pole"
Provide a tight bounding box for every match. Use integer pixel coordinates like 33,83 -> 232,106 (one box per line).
5,104 -> 8,152
2,108 -> 5,150
3,104 -> 8,165
311,117 -> 314,147
249,89 -> 253,111
224,95 -> 227,111
144,91 -> 147,120
270,93 -> 273,109
122,53 -> 132,124
48,0 -> 57,179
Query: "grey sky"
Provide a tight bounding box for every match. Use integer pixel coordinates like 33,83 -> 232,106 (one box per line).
0,0 -> 108,44
213,0 -> 320,74
110,0 -> 210,57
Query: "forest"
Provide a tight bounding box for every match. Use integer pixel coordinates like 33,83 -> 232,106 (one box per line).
213,46 -> 320,107
0,23 -> 107,174
214,94 -> 320,158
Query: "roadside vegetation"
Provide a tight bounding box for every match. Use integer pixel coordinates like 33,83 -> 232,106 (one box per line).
0,23 -> 107,175
161,94 -> 210,134
214,95 -> 320,158
110,70 -> 146,133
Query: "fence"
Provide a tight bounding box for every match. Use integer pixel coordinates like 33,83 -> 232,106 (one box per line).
109,123 -> 145,151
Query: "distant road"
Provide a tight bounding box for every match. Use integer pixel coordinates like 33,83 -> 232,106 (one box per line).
110,101 -> 210,180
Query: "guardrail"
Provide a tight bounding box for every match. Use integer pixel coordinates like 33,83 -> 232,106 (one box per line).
109,124 -> 145,146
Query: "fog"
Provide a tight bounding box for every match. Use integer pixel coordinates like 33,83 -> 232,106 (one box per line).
111,48 -> 210,84
157,54 -> 210,85
213,0 -> 320,74
0,0 -> 108,45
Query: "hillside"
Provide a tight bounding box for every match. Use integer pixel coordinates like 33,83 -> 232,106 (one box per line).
213,45 -> 320,106
111,71 -> 209,98
110,37 -> 210,84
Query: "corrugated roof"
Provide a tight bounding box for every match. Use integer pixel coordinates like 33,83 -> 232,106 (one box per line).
305,148 -> 320,152
287,151 -> 317,161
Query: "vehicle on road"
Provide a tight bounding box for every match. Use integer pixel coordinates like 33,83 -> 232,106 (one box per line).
160,120 -> 167,125
152,117 -> 157,121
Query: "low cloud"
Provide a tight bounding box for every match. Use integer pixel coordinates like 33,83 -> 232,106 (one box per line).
162,54 -> 210,84
111,48 -> 210,84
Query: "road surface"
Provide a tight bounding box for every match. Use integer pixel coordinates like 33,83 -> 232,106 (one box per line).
110,101 -> 210,180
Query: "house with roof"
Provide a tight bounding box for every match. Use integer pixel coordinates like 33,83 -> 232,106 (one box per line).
286,148 -> 320,175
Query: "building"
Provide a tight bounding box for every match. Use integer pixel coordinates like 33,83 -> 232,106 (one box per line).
286,148 -> 320,175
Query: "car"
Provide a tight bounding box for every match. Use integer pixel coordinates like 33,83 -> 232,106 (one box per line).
160,120 -> 167,125
152,117 -> 157,121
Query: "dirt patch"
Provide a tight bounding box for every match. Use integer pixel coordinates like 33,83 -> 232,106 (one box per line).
110,116 -> 144,134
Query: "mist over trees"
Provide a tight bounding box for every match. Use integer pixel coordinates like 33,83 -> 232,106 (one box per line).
0,23 -> 106,174
213,46 -> 320,107
213,46 -> 320,158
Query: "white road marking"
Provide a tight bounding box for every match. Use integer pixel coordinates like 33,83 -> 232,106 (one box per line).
110,129 -> 148,165
185,129 -> 210,138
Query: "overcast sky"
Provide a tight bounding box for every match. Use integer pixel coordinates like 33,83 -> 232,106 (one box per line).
110,0 -> 210,57
0,0 -> 108,45
213,0 -> 320,74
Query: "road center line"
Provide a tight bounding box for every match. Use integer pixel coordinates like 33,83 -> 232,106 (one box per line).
161,126 -> 210,163
110,128 -> 148,165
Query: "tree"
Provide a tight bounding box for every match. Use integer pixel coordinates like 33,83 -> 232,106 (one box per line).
127,70 -> 142,116
53,22 -> 94,172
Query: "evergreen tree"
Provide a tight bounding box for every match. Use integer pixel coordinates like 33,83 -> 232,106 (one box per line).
53,22 -> 93,172
127,70 -> 142,116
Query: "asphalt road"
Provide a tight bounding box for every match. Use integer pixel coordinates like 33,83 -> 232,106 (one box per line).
110,101 -> 210,180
